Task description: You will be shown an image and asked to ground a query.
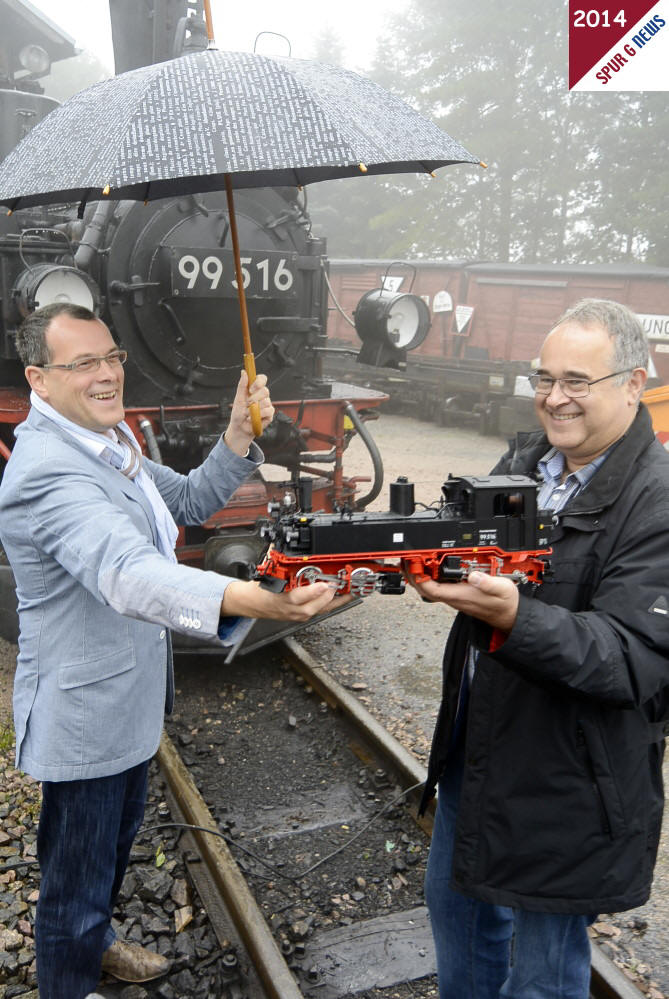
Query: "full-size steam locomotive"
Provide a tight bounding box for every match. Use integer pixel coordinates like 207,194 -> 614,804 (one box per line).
0,0 -> 439,650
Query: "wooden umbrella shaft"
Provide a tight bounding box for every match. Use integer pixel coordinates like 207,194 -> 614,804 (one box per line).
203,0 -> 215,43
224,174 -> 252,356
224,174 -> 263,438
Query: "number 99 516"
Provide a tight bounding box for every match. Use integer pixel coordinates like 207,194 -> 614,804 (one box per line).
171,249 -> 296,298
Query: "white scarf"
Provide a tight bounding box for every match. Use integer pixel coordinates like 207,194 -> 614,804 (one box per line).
30,391 -> 178,561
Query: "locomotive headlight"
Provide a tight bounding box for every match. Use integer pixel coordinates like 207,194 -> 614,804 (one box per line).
18,44 -> 51,76
354,289 -> 431,369
13,264 -> 100,318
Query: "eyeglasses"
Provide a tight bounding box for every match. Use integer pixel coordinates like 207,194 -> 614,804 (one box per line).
37,350 -> 128,374
528,369 -> 632,399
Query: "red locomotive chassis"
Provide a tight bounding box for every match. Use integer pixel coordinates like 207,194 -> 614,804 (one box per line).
256,543 -> 550,597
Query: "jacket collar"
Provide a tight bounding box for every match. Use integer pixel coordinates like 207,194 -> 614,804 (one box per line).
18,407 -> 157,526
507,403 -> 655,514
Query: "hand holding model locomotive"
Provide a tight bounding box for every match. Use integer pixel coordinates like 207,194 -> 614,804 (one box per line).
254,472 -> 551,634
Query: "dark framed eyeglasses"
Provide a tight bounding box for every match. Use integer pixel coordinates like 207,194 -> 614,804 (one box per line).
37,350 -> 128,374
528,369 -> 632,399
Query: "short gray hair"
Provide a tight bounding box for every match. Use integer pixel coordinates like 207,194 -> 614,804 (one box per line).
551,298 -> 649,379
14,303 -> 97,367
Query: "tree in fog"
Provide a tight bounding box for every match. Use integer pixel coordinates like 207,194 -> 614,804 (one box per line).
370,0 -> 578,261
309,0 -> 669,264
571,93 -> 669,264
309,25 -> 346,66
41,51 -> 110,101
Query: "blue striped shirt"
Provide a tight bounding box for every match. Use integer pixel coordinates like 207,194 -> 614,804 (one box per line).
536,446 -> 611,512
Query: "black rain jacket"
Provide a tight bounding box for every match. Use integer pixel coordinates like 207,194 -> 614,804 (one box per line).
420,404 -> 669,914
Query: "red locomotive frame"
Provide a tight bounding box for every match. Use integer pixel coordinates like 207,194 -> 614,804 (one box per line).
256,544 -> 549,597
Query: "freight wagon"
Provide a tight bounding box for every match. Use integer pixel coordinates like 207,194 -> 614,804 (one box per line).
324,259 -> 669,434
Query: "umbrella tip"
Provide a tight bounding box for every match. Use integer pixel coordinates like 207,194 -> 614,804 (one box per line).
358,163 -> 368,173
480,161 -> 488,169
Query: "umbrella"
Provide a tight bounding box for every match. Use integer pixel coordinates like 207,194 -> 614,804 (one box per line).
0,39 -> 482,433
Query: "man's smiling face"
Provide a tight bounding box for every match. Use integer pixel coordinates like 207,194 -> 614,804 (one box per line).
535,321 -> 644,472
28,314 -> 125,432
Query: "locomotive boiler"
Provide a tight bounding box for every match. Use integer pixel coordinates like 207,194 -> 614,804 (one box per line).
0,0 -> 431,651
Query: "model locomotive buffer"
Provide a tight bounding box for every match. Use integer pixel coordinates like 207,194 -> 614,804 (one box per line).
255,474 -> 552,598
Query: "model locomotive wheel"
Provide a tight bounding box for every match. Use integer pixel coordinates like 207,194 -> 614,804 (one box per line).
295,565 -> 324,585
349,566 -> 378,596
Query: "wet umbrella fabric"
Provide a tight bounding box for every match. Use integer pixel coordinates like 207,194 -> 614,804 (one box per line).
0,49 -> 480,209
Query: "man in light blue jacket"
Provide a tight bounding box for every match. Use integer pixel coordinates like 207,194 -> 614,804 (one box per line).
0,302 -> 341,999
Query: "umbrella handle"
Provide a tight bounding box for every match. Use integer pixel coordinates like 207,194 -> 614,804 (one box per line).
243,352 -> 263,438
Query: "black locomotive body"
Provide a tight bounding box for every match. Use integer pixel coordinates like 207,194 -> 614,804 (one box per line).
0,0 -> 392,649
0,186 -> 339,442
256,475 -> 551,596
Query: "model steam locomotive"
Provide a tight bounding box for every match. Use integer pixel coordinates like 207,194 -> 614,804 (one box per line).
256,474 -> 551,596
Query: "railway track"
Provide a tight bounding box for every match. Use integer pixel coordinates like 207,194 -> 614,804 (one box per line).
105,636 -> 647,999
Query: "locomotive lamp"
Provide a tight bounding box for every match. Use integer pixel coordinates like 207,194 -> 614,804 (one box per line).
354,288 -> 430,369
13,263 -> 100,317
18,44 -> 51,78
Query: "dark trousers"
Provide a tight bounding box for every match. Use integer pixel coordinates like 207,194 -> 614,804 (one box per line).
35,760 -> 150,999
424,727 -> 595,998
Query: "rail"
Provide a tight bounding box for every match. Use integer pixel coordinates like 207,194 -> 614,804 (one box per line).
154,640 -> 646,999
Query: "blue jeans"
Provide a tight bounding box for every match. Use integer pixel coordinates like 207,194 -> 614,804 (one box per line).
425,737 -> 594,999
35,760 -> 150,999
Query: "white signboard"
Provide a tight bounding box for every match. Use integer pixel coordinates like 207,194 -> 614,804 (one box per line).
638,314 -> 669,341
433,290 -> 454,313
454,305 -> 474,334
381,276 -> 405,292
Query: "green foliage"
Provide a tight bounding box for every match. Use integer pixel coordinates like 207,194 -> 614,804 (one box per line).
309,25 -> 346,66
0,722 -> 15,754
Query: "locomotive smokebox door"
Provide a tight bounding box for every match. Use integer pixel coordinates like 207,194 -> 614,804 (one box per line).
105,190 -> 330,405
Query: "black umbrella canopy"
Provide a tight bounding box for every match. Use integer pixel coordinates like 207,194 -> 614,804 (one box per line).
0,49 -> 481,210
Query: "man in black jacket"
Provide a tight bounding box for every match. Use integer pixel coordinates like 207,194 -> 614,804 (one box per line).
413,299 -> 669,999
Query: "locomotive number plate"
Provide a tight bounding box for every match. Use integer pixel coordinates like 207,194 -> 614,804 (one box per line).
166,247 -> 298,298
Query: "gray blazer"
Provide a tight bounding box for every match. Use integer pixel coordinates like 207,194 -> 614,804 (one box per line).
0,408 -> 261,781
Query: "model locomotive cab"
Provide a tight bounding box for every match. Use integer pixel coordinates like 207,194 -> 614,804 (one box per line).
256,474 -> 552,597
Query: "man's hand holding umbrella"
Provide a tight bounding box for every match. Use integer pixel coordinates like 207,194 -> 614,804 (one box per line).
224,369 -> 274,457
221,367 -> 350,619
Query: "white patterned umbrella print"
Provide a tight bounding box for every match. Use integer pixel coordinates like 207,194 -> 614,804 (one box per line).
0,49 -> 483,432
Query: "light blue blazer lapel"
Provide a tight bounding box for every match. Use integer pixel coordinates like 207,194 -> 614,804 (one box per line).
27,410 -> 159,546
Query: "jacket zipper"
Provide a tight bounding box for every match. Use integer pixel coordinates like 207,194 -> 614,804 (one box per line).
576,725 -> 611,837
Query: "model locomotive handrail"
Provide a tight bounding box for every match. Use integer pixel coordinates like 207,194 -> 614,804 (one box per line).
255,474 -> 552,597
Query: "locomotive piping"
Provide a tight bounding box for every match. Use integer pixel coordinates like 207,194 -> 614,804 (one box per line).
321,262 -> 356,328
137,415 -> 163,463
344,401 -> 384,508
73,201 -> 115,271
